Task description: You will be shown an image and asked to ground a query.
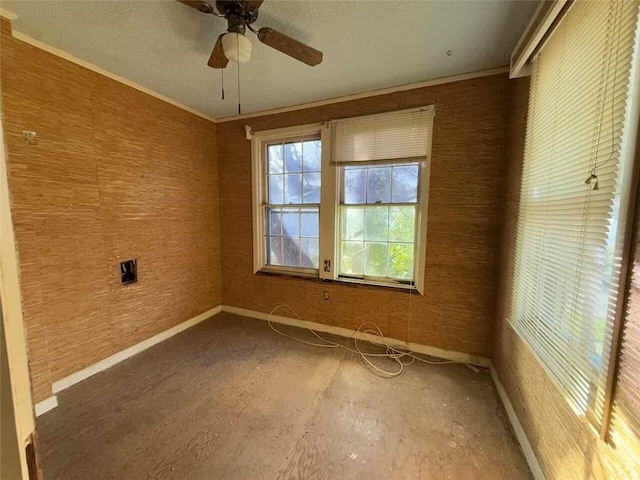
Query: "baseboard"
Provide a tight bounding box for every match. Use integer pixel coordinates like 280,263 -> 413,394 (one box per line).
40,304 -> 488,418
49,305 -> 222,398
34,395 -> 58,417
489,363 -> 546,480
221,305 -> 490,367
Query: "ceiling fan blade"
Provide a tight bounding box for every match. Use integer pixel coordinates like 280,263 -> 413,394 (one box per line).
177,0 -> 215,14
257,27 -> 322,66
208,34 -> 229,68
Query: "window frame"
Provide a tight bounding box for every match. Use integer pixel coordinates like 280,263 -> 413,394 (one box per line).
251,123 -> 325,277
331,160 -> 430,292
250,106 -> 434,294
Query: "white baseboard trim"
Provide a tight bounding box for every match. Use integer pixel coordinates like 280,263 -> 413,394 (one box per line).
34,395 -> 58,417
221,305 -> 490,367
50,306 -> 222,396
490,363 -> 546,480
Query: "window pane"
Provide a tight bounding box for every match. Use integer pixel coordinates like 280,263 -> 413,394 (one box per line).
268,208 -> 282,236
392,165 -> 419,203
267,236 -> 282,266
364,242 -> 388,277
341,207 -> 364,240
389,243 -> 414,279
389,206 -> 416,242
301,209 -> 319,237
341,241 -> 364,275
268,144 -> 283,174
303,140 -> 321,172
282,237 -> 300,266
301,238 -> 319,268
284,142 -> 303,173
367,167 -> 391,204
344,168 -> 366,204
284,174 -> 303,204
302,172 -> 321,204
282,209 -> 300,237
268,175 -> 284,204
364,206 -> 388,241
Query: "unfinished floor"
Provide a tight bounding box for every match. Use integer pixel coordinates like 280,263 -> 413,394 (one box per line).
36,313 -> 531,479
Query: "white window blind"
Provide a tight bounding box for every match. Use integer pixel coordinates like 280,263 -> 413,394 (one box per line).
331,107 -> 431,164
508,0 -> 640,426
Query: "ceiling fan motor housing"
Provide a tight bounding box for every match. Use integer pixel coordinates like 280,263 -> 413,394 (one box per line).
226,14 -> 246,35
179,0 -> 323,68
216,1 -> 259,25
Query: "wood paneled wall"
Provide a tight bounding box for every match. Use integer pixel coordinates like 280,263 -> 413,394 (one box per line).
217,73 -> 510,357
0,19 -> 221,403
494,77 -> 640,479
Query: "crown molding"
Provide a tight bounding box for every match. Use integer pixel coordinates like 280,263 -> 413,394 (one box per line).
215,66 -> 510,123
5,13 -> 216,123
0,7 -> 18,21
2,10 -> 508,124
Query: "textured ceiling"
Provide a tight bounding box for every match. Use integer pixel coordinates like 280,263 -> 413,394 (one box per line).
4,1 -> 537,119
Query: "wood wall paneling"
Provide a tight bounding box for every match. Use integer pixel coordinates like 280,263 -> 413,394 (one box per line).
0,18 -> 221,402
217,74 -> 510,357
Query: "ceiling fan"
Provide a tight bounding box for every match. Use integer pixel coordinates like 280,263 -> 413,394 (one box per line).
177,0 -> 323,68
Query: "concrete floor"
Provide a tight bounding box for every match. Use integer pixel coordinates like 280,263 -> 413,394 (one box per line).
37,313 -> 531,479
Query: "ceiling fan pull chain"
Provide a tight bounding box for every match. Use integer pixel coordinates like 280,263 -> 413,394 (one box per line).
221,69 -> 225,100
237,39 -> 242,115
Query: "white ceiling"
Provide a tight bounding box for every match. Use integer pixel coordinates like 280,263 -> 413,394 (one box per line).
4,1 -> 537,119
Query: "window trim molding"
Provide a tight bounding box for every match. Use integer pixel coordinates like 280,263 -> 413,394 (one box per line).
509,0 -> 573,78
251,123 -> 324,275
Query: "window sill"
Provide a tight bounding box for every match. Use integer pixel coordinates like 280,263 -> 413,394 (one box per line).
254,269 -> 422,294
335,276 -> 420,293
257,267 -> 318,279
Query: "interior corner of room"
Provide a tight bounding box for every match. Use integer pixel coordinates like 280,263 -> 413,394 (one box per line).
1,1 -> 640,479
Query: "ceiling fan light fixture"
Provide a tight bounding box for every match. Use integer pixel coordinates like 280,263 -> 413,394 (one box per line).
222,32 -> 252,63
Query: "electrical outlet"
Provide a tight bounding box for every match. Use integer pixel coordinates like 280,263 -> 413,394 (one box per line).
324,291 -> 329,301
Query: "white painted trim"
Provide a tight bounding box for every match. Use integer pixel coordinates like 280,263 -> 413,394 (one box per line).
8,30 -> 216,124
0,7 -> 18,21
221,305 -> 490,367
319,121 -> 337,280
509,1 -> 570,78
0,63 -> 34,479
34,396 -> 57,417
490,363 -> 546,480
217,67 -> 509,123
51,306 -> 222,395
415,107 -> 434,294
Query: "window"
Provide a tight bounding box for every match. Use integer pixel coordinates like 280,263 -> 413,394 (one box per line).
338,162 -> 419,283
507,0 -> 640,427
252,125 -> 322,275
251,107 -> 434,293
